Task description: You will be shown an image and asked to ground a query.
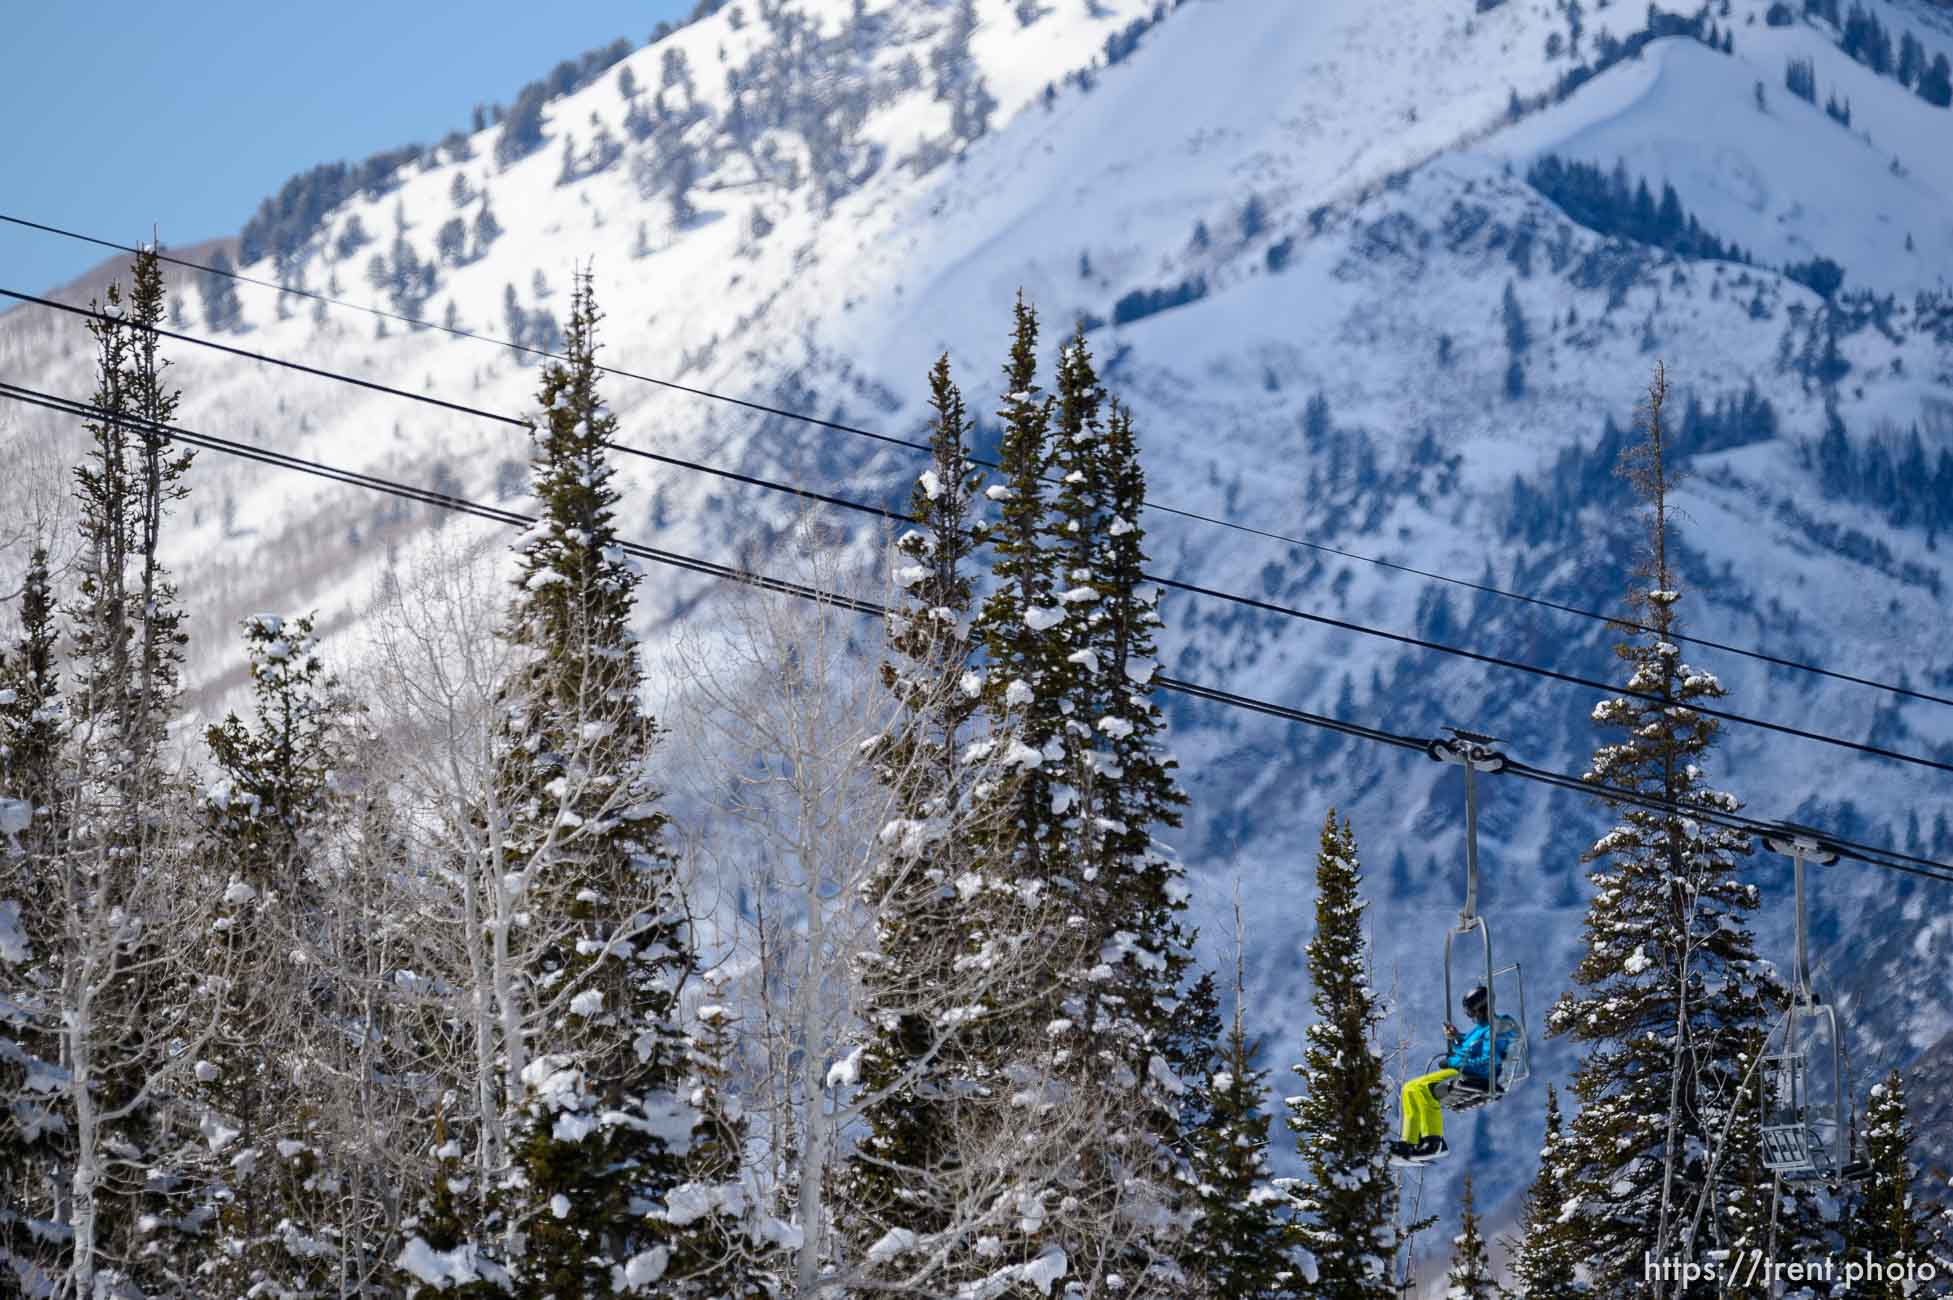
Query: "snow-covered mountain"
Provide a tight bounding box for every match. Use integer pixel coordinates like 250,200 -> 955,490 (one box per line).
5,0 -> 1952,1234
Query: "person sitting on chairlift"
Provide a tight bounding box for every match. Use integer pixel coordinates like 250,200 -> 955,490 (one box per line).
1391,985 -> 1506,1165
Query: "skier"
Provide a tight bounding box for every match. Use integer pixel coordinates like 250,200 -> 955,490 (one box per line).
1391,985 -> 1505,1165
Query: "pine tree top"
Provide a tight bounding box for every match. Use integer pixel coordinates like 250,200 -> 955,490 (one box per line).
1445,1175 -> 1499,1300
1287,810 -> 1401,1299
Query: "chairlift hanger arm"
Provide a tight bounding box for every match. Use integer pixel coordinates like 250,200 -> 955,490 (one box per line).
1428,729 -> 1510,924
1764,822 -> 1840,1005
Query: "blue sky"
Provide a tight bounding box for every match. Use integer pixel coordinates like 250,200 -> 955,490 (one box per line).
1,2 -> 693,297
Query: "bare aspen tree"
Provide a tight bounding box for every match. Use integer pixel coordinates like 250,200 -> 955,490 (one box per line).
667,526 -> 1066,1298
364,526 -> 524,1200
0,427 -> 77,613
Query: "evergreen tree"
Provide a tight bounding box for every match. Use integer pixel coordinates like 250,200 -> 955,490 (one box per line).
398,1104 -> 513,1299
191,612 -> 353,1296
1184,915 -> 1295,1299
1843,1070 -> 1941,1296
1241,194 -> 1268,242
438,216 -> 469,265
504,283 -> 528,350
1540,364 -> 1795,1294
386,233 -> 436,319
0,545 -> 60,873
1921,52 -> 1953,107
199,248 -> 245,332
935,297 -> 1085,1296
1508,1085 -> 1583,1299
1285,811 -> 1405,1298
1504,280 -> 1531,401
59,245 -> 203,1296
663,142 -> 700,227
661,987 -> 777,1298
0,546 -> 67,1293
841,352 -> 990,1274
482,272 -> 696,1297
496,84 -> 549,168
933,0 -> 997,142
474,193 -> 503,260
966,293 -> 1065,907
1446,1175 -> 1498,1300
1042,333 -> 1205,1294
1898,31 -> 1925,88
1504,279 -> 1532,355
921,299 -> 1210,1298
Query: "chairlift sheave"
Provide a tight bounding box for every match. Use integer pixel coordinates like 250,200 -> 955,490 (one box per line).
1426,729 -> 1529,1110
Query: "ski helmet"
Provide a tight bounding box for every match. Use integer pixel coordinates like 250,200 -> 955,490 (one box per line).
1463,985 -> 1489,1017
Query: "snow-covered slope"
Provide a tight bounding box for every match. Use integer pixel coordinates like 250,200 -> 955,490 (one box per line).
5,0 -> 1952,1233
1489,35 -> 1953,294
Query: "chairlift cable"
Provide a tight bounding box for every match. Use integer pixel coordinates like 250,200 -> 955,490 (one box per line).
5,214 -> 1949,711
9,286 -> 1952,777
3,379 -> 1949,887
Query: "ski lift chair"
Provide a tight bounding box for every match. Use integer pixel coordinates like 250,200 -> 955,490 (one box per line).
1423,729 -> 1532,1113
1759,827 -> 1869,1182
1433,915 -> 1531,1112
1761,999 -> 1849,1180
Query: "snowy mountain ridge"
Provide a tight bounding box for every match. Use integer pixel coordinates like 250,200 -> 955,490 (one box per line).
4,0 -> 1953,1235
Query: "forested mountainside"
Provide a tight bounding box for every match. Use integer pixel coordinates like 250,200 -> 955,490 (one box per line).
5,0 -> 1953,1288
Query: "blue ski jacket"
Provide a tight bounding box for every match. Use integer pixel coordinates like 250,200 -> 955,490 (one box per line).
1445,1022 -> 1509,1082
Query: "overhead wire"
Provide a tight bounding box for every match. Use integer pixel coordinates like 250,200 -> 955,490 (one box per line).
2,378 -> 1947,886
4,301 -> 1951,778
0,381 -> 886,618
1501,759 -> 1953,881
5,213 -> 1948,712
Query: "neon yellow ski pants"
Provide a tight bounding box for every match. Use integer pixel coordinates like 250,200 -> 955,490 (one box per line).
1401,1068 -> 1459,1144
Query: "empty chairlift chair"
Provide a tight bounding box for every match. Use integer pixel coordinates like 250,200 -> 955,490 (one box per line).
1759,826 -> 1866,1182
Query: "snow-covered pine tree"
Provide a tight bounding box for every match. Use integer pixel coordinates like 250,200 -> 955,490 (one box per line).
57,246 -> 212,1298
190,611 -> 354,1296
1507,1084 -> 1583,1298
968,293 -> 1067,889
960,308 -> 1066,1047
661,981 -> 778,1298
474,272 -> 696,1296
1446,1174 -> 1499,1300
1541,363 -> 1797,1295
1286,810 -> 1404,1298
1843,1070 -> 1944,1297
0,546 -> 60,857
0,884 -> 60,1300
927,296 -> 1135,1298
0,546 -> 67,1295
399,1101 -> 514,1300
842,351 -> 991,1271
1041,342 -> 1208,1293
1184,905 -> 1295,1299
